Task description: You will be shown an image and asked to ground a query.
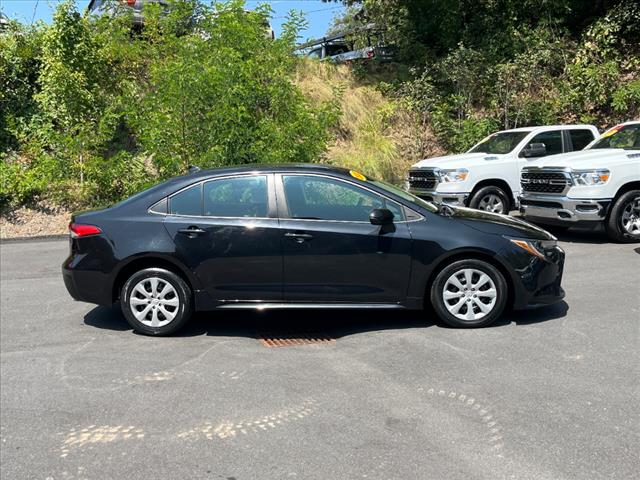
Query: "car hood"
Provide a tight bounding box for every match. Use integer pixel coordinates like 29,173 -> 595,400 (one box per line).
448,206 -> 555,240
411,152 -> 508,169
523,148 -> 640,169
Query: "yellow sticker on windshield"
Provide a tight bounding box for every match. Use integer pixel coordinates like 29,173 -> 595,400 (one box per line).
602,125 -> 623,138
350,170 -> 367,181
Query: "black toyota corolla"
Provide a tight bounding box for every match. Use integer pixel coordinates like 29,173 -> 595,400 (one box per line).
62,164 -> 565,335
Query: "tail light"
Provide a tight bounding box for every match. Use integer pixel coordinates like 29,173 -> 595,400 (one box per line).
367,49 -> 375,59
69,223 -> 102,238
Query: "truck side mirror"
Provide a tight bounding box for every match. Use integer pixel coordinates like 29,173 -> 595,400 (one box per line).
522,143 -> 547,158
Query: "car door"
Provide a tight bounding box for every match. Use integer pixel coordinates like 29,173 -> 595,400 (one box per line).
163,174 -> 282,302
276,173 -> 413,304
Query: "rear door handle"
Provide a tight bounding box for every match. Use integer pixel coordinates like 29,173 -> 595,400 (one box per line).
284,232 -> 313,243
178,226 -> 206,236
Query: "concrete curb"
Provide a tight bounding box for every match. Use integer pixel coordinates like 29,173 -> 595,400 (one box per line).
0,234 -> 68,244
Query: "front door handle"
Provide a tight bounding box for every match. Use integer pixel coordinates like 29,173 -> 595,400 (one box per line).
178,226 -> 206,237
284,232 -> 314,243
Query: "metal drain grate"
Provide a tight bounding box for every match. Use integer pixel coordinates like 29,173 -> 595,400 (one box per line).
258,333 -> 336,348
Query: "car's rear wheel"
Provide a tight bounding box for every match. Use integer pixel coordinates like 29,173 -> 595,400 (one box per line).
606,190 -> 640,243
430,259 -> 508,328
121,268 -> 192,336
469,186 -> 511,214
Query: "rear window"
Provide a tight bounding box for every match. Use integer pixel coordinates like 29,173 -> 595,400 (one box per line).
569,129 -> 595,150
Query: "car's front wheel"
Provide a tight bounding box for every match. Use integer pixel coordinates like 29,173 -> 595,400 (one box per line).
121,267 -> 192,336
430,259 -> 508,328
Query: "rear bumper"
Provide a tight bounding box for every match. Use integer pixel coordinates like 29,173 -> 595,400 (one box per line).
409,189 -> 469,206
520,194 -> 611,225
62,256 -> 113,306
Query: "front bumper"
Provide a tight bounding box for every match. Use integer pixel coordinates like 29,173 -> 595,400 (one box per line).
499,242 -> 566,310
519,194 -> 612,225
409,189 -> 469,206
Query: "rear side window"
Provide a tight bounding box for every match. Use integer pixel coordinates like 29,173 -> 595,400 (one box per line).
203,176 -> 268,218
528,131 -> 563,156
569,129 -> 595,150
170,184 -> 202,216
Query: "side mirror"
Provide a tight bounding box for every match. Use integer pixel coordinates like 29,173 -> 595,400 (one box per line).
522,142 -> 547,158
369,208 -> 394,226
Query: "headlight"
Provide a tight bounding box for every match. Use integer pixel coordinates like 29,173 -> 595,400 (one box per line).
571,169 -> 610,186
438,168 -> 469,183
508,238 -> 557,260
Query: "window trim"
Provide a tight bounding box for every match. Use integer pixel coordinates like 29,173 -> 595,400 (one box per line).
151,173 -> 276,220
275,173 -> 420,224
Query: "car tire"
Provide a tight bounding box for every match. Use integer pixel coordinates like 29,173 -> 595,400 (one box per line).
606,190 -> 640,243
430,259 -> 508,328
120,267 -> 192,336
469,186 -> 511,214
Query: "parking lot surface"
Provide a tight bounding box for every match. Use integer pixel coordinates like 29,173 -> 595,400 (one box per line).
1,232 -> 638,480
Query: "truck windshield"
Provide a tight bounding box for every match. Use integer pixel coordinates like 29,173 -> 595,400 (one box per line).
468,131 -> 530,154
589,124 -> 640,150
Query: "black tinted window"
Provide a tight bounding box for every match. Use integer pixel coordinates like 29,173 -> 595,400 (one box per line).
528,131 -> 563,156
283,175 -> 403,222
170,184 -> 202,216
203,176 -> 268,218
569,129 -> 595,150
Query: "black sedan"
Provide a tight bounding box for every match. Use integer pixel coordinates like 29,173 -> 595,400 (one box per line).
62,164 -> 565,335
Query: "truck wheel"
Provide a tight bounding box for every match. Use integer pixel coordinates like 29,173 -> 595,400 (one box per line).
430,259 -> 508,328
469,186 -> 511,214
606,190 -> 640,243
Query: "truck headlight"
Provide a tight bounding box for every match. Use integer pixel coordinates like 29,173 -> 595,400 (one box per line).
571,169 -> 610,186
438,168 -> 469,183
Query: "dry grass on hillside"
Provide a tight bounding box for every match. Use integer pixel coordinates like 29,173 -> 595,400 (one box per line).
296,60 -> 444,183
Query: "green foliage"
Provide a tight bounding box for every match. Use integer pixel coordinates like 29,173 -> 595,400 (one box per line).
1,0 -> 336,209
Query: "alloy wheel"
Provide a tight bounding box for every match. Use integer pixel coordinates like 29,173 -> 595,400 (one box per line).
620,196 -> 640,236
478,193 -> 504,213
442,268 -> 497,321
129,277 -> 180,328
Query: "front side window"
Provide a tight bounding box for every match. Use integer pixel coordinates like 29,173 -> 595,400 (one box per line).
170,183 -> 202,216
590,124 -> 640,150
203,176 -> 268,218
282,175 -> 404,222
468,131 -> 530,154
527,131 -> 563,156
569,129 -> 596,151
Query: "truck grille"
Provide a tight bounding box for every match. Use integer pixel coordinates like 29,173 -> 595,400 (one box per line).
521,171 -> 570,194
408,170 -> 438,190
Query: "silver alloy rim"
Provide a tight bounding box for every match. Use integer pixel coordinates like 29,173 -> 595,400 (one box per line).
478,193 -> 504,213
442,268 -> 497,321
621,196 -> 640,236
129,277 -> 180,328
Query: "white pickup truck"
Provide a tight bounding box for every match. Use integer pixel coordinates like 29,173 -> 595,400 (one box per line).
407,125 -> 599,214
520,121 -> 640,242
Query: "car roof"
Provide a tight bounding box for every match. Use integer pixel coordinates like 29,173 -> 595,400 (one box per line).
498,124 -> 597,133
186,163 -> 354,180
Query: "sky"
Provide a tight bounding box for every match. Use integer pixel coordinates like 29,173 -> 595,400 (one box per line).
0,0 -> 345,41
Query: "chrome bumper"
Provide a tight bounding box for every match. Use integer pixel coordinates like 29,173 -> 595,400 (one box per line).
409,190 -> 469,206
519,194 -> 612,223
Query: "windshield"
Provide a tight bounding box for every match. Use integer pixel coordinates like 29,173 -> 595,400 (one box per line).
589,124 -> 640,150
370,179 -> 438,213
468,131 -> 530,154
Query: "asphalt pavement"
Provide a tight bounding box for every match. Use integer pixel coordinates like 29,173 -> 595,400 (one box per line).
1,231 -> 638,480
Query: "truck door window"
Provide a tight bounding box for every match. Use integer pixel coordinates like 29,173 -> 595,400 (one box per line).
527,131 -> 563,156
569,130 -> 595,151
